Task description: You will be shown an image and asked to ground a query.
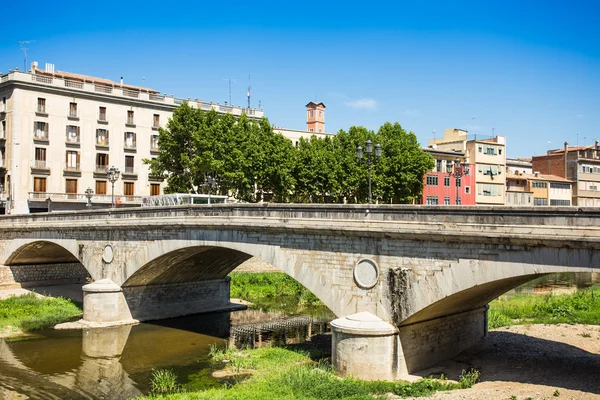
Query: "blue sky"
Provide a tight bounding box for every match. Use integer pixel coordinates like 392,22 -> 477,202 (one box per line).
1,1 -> 598,158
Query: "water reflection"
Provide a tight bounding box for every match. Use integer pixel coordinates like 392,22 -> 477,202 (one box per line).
0,307 -> 331,400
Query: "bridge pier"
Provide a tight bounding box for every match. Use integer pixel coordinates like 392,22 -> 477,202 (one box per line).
332,307 -> 488,380
82,280 -> 134,325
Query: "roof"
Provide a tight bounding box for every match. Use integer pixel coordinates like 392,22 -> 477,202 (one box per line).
422,147 -> 465,157
547,144 -> 599,155
33,67 -> 158,93
305,101 -> 326,108
506,172 -> 573,183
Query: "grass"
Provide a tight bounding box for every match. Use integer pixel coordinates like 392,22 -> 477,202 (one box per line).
488,286 -> 600,329
230,272 -> 322,309
0,293 -> 82,335
140,346 -> 479,400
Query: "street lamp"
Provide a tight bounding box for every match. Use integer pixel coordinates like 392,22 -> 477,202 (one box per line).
107,166 -> 120,208
357,139 -> 382,204
204,174 -> 218,204
446,157 -> 470,205
85,187 -> 94,209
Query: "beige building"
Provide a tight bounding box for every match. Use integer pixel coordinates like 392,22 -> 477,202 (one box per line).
0,62 -> 264,214
429,128 -> 506,205
505,171 -> 572,206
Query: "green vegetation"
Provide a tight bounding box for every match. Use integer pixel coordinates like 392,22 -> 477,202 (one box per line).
0,293 -> 82,335
141,346 -> 479,400
230,272 -> 320,306
145,103 -> 434,203
150,369 -> 181,396
488,286 -> 600,329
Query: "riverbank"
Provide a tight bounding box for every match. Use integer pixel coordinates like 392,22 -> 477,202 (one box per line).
0,292 -> 81,337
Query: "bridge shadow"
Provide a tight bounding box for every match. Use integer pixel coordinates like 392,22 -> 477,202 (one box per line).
413,329 -> 600,394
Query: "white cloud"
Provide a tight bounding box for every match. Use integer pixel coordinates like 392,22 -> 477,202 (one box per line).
344,98 -> 378,110
401,109 -> 420,117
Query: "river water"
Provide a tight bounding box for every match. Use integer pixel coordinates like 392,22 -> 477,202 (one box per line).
1,272 -> 598,399
0,304 -> 332,399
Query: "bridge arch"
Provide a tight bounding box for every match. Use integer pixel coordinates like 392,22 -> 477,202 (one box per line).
114,240 -> 343,318
1,239 -> 91,288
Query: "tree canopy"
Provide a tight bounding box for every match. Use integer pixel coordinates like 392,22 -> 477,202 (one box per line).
145,103 -> 434,204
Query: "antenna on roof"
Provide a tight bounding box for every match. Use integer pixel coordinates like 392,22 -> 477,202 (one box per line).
222,78 -> 236,107
247,75 -> 251,109
18,40 -> 35,71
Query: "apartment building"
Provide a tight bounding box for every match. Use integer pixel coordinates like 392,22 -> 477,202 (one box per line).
0,62 -> 264,214
531,141 -> 600,206
429,128 -> 506,205
420,148 -> 475,205
505,171 -> 572,206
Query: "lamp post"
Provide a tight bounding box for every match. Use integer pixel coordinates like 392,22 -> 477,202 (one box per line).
107,166 -> 120,208
446,157 -> 470,205
85,187 -> 94,209
204,174 -> 217,204
357,139 -> 382,204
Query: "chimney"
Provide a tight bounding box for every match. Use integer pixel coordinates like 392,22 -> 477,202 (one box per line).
534,171 -> 539,177
564,141 -> 568,178
30,61 -> 38,72
120,77 -> 123,85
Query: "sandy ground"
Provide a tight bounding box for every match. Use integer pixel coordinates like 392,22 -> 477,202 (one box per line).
401,324 -> 600,400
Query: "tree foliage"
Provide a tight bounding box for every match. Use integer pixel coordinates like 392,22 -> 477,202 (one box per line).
145,103 -> 434,204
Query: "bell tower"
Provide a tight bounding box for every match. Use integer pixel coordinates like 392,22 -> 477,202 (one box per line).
306,102 -> 326,133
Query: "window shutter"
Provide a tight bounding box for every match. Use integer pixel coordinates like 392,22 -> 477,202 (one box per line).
76,152 -> 80,167
44,123 -> 48,134
77,126 -> 80,136
33,121 -> 36,134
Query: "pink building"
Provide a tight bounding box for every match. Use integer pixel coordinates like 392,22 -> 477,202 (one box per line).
420,148 -> 476,205
305,102 -> 325,133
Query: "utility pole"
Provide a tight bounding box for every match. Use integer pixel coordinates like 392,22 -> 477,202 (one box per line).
223,78 -> 236,105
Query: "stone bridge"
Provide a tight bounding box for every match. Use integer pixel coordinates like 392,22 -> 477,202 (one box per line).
0,204 -> 598,379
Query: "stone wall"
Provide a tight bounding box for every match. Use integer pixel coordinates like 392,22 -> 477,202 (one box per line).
122,278 -> 233,321
235,257 -> 280,273
398,306 -> 488,374
0,263 -> 90,287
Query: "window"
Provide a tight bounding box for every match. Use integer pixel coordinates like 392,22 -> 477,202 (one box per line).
96,181 -> 107,195
456,177 -> 461,187
34,148 -> 47,168
436,159 -> 442,172
98,106 -> 107,121
456,198 -> 461,205
65,179 -> 77,195
444,197 -> 451,205
34,177 -> 46,193
124,182 -> 134,196
127,110 -> 135,125
96,153 -> 109,170
37,98 -> 46,113
550,182 -> 570,190
66,125 -> 80,143
124,132 -> 136,149
150,183 -> 160,196
153,114 -> 160,128
532,181 -> 548,189
550,199 -> 570,206
1,120 -> 6,136
69,102 -> 77,118
498,149 -> 502,155
444,176 -> 450,186
426,175 -> 439,186
309,110 -> 314,118
426,196 -> 438,205
34,121 -> 49,140
125,155 -> 134,173
534,197 -> 548,206
151,135 -> 159,150
309,128 -> 314,132
319,111 -> 322,118
96,129 -> 109,146
478,183 -> 502,196
65,151 -> 79,170
465,186 -> 470,194
478,145 -> 482,153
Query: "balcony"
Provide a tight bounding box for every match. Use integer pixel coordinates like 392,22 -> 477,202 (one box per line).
98,113 -> 108,124
36,106 -> 48,117
31,159 -> 50,175
96,138 -> 109,150
28,191 -> 143,205
124,139 -> 137,152
33,132 -> 49,143
65,133 -> 80,147
126,118 -> 136,128
150,144 -> 160,154
122,166 -> 138,180
64,163 -> 81,177
68,111 -> 79,120
152,123 -> 160,130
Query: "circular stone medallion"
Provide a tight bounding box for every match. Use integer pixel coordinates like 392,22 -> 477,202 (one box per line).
354,259 -> 379,289
102,245 -> 114,264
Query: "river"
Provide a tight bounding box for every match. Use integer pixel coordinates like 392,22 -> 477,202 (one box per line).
0,272 -> 598,399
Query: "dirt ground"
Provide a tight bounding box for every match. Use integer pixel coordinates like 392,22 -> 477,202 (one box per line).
401,324 -> 600,400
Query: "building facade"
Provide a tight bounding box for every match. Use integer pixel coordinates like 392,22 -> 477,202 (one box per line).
305,102 -> 325,133
429,128 -> 506,205
420,148 -> 475,205
505,171 -> 572,206
531,141 -> 600,206
0,63 -> 264,214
